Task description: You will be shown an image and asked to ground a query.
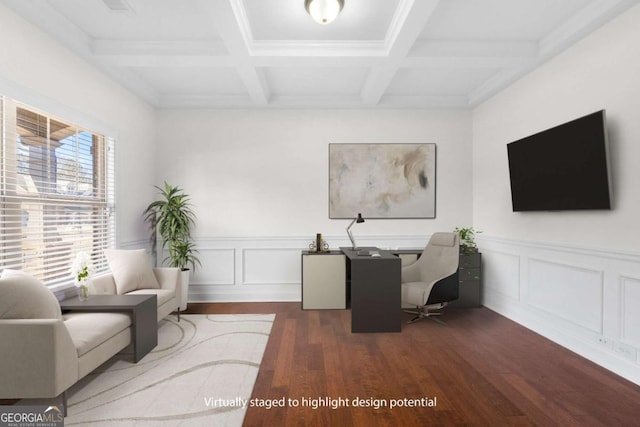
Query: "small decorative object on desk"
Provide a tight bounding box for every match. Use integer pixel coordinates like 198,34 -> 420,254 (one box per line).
71,251 -> 94,301
308,233 -> 330,252
454,226 -> 482,255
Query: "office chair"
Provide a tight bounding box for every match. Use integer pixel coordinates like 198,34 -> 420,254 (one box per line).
401,232 -> 460,324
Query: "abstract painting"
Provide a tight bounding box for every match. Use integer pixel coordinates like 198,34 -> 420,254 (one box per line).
329,143 -> 436,219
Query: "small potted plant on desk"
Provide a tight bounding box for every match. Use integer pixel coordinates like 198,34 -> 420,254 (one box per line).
454,226 -> 481,255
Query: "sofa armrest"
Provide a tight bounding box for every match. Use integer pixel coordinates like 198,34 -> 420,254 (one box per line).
0,319 -> 78,399
88,273 -> 117,295
153,268 -> 183,306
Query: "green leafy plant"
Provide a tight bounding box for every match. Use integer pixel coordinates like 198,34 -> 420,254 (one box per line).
144,182 -> 199,271
166,240 -> 201,272
454,227 -> 482,255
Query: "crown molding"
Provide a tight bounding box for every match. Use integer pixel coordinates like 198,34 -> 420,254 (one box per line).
539,0 -> 638,57
467,66 -> 528,107
156,92 -> 470,109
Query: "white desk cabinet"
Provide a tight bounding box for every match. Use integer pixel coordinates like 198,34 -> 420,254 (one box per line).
301,251 -> 346,309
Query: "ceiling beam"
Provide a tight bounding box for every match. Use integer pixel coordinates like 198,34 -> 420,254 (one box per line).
409,40 -> 538,60
91,40 -> 229,56
248,41 -> 388,58
91,40 -> 234,67
90,38 -> 539,69
360,0 -> 441,106
194,0 -> 270,105
403,40 -> 538,69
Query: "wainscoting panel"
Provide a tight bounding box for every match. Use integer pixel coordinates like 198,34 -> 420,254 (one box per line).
527,258 -> 604,334
181,234 -> 429,303
621,276 -> 640,349
242,248 -> 301,285
193,248 -> 235,285
482,249 -> 520,302
479,236 -> 640,386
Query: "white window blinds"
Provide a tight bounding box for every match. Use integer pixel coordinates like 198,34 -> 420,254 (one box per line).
0,96 -> 115,288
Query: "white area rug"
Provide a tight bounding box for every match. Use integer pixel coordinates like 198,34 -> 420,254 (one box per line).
64,314 -> 274,426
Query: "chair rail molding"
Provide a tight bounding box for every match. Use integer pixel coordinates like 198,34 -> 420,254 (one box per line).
172,234 -> 429,302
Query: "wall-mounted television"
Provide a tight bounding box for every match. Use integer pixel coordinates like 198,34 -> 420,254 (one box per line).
507,110 -> 611,212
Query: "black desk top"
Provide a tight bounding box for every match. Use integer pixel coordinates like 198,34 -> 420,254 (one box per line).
339,247 -> 399,260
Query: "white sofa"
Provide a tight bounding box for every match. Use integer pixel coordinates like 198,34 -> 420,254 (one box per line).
0,271 -> 132,407
93,248 -> 184,322
88,267 -> 183,322
0,253 -> 183,410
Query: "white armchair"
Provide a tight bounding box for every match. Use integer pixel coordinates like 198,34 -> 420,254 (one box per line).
401,232 -> 460,324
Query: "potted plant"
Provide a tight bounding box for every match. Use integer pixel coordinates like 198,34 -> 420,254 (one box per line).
454,226 -> 481,255
144,182 -> 200,311
167,240 -> 201,272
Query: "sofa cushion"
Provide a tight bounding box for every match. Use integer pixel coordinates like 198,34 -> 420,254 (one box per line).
63,312 -> 132,357
104,249 -> 160,294
0,270 -> 63,320
127,288 -> 175,307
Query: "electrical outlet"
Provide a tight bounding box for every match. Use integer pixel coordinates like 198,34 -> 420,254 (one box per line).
614,342 -> 637,360
596,336 -> 613,349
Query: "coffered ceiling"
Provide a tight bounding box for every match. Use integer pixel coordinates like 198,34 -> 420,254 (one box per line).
3,0 -> 638,108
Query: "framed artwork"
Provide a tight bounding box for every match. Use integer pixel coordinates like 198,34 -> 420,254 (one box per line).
329,143 -> 436,219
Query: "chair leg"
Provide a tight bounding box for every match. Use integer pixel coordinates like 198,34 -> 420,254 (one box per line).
403,306 -> 426,323
403,304 -> 448,325
60,390 -> 67,417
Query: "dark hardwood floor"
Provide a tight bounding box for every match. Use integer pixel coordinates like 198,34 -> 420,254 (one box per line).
186,302 -> 640,427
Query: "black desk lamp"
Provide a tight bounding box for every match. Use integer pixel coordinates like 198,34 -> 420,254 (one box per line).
346,213 -> 365,249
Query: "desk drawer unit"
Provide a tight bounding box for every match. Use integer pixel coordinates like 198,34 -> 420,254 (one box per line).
301,251 -> 346,309
450,252 -> 482,308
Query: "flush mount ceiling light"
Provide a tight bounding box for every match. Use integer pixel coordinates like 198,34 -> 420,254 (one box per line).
305,0 -> 344,25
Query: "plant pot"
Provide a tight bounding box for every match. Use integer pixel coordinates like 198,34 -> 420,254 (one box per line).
180,268 -> 190,311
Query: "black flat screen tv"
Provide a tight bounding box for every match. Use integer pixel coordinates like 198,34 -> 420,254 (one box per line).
507,110 -> 611,211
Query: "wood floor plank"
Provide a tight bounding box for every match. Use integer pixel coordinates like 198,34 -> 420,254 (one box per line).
272,318 -> 297,388
184,303 -> 640,427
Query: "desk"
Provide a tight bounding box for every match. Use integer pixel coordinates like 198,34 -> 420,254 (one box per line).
301,247 -> 402,332
60,294 -> 158,362
341,247 -> 401,333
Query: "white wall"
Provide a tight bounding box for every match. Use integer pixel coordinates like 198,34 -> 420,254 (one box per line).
0,3 -> 157,246
473,4 -> 640,384
156,108 -> 472,300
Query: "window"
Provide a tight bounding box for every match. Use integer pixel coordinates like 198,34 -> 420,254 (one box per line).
0,96 -> 115,288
